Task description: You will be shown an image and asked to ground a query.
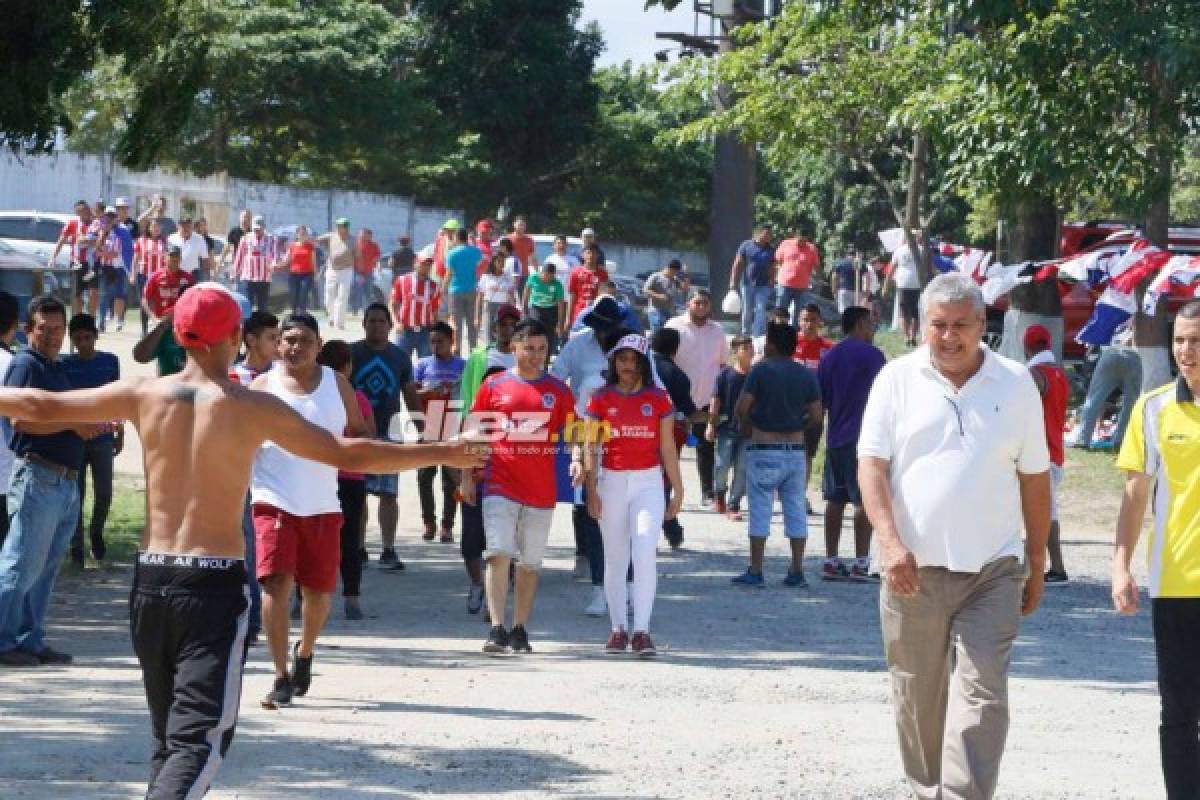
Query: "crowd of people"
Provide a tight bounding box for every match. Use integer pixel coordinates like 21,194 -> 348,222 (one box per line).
0,199 -> 1196,800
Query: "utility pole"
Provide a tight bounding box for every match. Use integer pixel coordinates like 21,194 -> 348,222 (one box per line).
657,0 -> 767,307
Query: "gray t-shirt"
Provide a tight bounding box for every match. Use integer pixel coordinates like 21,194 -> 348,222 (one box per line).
644,271 -> 685,313
743,357 -> 820,434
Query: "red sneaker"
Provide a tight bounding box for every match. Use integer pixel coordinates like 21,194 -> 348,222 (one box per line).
630,631 -> 657,658
605,630 -> 629,654
714,495 -> 728,515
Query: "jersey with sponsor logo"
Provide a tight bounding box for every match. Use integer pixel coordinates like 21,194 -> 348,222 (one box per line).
470,369 -> 574,509
143,268 -> 195,319
586,385 -> 673,472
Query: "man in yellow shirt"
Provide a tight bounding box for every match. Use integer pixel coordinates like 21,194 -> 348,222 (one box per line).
1113,300 -> 1200,799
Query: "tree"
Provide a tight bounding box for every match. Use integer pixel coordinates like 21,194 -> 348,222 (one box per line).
546,64 -> 711,249
0,1 -> 176,153
661,4 -> 952,281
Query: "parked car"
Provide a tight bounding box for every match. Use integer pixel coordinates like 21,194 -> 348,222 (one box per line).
0,210 -> 77,269
0,238 -> 73,316
990,229 -> 1200,359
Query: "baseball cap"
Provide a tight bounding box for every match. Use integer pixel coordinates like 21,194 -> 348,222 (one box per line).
606,333 -> 648,358
417,244 -> 435,262
581,227 -> 596,238
1023,324 -> 1052,351
335,217 -> 350,227
104,205 -> 117,215
252,215 -> 265,229
115,197 -> 129,207
443,219 -> 461,231
173,283 -> 242,349
494,303 -> 521,323
667,258 -> 682,270
581,296 -> 622,331
167,244 -> 183,257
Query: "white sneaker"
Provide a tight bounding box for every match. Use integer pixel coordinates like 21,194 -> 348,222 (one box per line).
584,586 -> 607,617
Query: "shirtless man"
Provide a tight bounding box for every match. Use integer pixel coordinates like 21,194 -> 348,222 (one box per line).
0,284 -> 485,800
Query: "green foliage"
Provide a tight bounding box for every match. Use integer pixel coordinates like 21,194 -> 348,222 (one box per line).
0,1 -> 176,153
545,64 -> 711,248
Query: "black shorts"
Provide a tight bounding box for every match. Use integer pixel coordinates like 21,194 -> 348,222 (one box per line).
75,264 -> 99,292
898,288 -> 920,322
822,444 -> 862,504
131,553 -> 249,797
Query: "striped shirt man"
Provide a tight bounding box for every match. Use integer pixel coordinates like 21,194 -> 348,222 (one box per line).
392,272 -> 441,329
89,220 -> 119,267
232,231 -> 279,283
134,236 -> 167,278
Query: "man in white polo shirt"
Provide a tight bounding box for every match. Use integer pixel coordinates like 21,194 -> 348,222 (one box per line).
858,272 -> 1051,800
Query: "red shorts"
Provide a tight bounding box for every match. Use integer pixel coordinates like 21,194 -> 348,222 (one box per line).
253,503 -> 343,593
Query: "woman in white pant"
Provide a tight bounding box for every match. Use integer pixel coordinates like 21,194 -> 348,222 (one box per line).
579,333 -> 684,657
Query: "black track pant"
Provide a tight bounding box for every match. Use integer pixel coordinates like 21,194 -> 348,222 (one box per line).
460,497 -> 485,564
338,478 -> 366,597
418,466 -> 458,528
130,554 -> 250,800
1154,598 -> 1200,799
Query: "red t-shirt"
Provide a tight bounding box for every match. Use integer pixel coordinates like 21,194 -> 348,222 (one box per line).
793,336 -> 833,369
586,385 -> 673,472
288,241 -> 316,275
357,240 -> 380,276
567,265 -> 609,321
1032,362 -> 1069,467
471,369 -> 575,509
510,233 -> 535,272
143,268 -> 195,319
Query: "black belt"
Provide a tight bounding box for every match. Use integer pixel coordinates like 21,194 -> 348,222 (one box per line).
747,442 -> 805,451
22,452 -> 80,481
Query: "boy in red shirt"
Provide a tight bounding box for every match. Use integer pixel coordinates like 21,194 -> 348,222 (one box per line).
1025,324 -> 1070,585
795,304 -> 832,505
460,318 -> 574,655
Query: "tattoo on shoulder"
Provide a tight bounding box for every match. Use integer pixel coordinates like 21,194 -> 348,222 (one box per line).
168,385 -> 216,405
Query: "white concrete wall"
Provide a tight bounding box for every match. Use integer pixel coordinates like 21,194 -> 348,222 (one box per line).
229,180 -> 331,239
0,151 -> 111,212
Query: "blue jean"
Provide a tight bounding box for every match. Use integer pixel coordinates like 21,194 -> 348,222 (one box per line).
349,272 -> 371,313
741,282 -> 773,336
775,287 -> 817,327
241,496 -> 261,633
1079,347 -> 1143,448
238,280 -> 270,313
72,437 -> 114,561
99,269 -> 127,327
393,327 -> 432,362
288,273 -> 315,313
714,431 -> 749,508
746,447 -> 808,539
0,460 -> 81,653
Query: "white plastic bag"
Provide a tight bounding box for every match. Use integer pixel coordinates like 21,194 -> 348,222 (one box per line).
721,289 -> 742,315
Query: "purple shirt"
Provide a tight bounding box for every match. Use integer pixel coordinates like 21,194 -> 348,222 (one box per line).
817,336 -> 886,449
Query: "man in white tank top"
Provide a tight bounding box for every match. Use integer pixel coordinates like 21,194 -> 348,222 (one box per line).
249,312 -> 370,708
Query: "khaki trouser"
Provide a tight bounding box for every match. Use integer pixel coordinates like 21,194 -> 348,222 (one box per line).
880,556 -> 1025,800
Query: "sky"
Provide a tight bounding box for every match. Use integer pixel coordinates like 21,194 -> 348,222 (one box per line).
581,0 -> 708,67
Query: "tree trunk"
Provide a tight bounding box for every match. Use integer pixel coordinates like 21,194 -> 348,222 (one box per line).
905,132 -> 928,284
707,11 -> 756,310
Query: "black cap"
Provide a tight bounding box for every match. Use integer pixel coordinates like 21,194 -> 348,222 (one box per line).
167,244 -> 183,257
581,296 -> 622,331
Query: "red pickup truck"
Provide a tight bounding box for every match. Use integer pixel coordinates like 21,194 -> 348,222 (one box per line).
988,224 -> 1200,359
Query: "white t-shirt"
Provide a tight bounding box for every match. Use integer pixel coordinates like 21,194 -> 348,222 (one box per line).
543,254 -> 572,274
0,347 -> 13,493
857,346 -> 1050,572
890,245 -> 921,290
504,255 -> 523,281
477,273 -> 515,304
167,232 -> 210,273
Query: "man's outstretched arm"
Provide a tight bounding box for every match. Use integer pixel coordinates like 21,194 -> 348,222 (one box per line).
0,379 -> 142,426
255,393 -> 488,474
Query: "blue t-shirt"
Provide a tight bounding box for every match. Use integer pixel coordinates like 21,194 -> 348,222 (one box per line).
713,365 -> 748,436
111,225 -> 134,272
445,244 -> 484,295
414,354 -> 466,402
3,348 -> 85,467
743,357 -> 820,434
61,351 -> 121,443
817,337 -> 886,449
738,239 -> 776,288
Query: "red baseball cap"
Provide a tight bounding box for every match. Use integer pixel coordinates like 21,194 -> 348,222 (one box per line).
173,282 -> 243,349
1022,324 -> 1052,351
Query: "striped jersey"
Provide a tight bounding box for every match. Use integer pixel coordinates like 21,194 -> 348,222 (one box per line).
232,231 -> 279,282
391,272 -> 441,329
134,236 -> 166,278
